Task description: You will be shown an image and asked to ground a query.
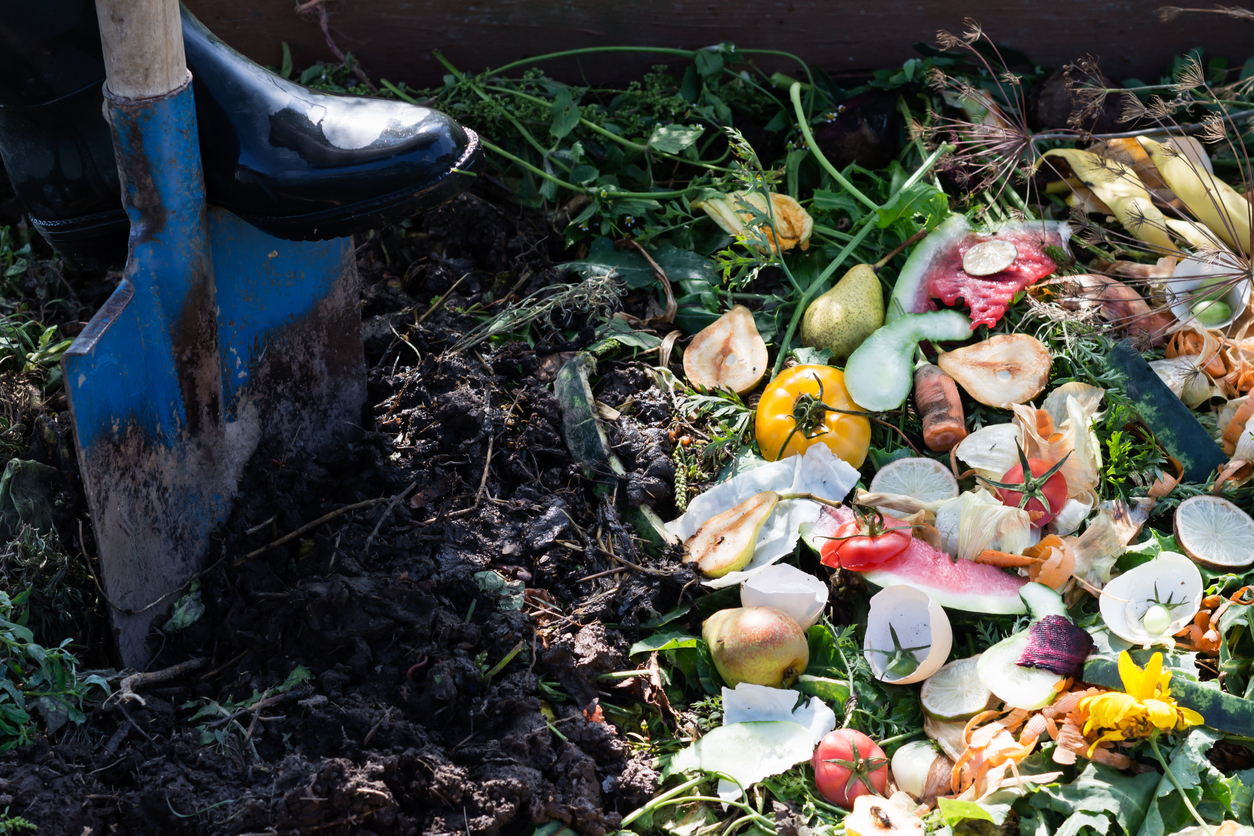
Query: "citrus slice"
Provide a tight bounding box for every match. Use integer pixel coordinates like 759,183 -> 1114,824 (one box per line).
1174,495 -> 1254,569
869,457 -> 959,502
919,656 -> 993,720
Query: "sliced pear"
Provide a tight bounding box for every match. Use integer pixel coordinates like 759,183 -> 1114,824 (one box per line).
937,334 -> 1052,408
683,305 -> 770,394
683,491 -> 780,578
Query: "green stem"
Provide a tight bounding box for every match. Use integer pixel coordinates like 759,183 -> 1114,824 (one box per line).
789,83 -> 877,212
619,776 -> 704,827
480,84 -> 738,173
770,219 -> 877,378
1148,733 -> 1214,836
481,136 -> 695,200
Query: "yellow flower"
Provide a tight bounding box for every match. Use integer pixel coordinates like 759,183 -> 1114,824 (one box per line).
1077,652 -> 1204,755
693,190 -> 812,253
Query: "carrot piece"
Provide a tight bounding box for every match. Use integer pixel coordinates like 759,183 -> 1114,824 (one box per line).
1222,400 -> 1254,454
914,363 -> 968,453
976,548 -> 1038,567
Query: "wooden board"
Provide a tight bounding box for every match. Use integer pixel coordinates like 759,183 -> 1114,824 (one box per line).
184,0 -> 1253,89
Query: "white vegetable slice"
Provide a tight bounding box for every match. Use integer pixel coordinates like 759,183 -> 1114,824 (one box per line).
1175,495 -> 1254,570
669,720 -> 816,801
976,631 -> 1063,710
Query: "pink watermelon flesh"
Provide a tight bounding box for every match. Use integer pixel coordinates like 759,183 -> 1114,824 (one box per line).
805,506 -> 1028,614
925,228 -> 1067,329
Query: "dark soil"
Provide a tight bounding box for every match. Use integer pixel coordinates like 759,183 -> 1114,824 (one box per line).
0,182 -> 690,834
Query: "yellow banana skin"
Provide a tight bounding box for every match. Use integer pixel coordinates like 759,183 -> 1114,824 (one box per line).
1138,136 -> 1252,255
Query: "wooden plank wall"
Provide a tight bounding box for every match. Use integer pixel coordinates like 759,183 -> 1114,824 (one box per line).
184,0 -> 1251,88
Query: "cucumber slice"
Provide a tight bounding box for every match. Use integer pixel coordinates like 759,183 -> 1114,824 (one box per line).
976,631 -> 1064,710
844,310 -> 973,412
1019,582 -> 1067,621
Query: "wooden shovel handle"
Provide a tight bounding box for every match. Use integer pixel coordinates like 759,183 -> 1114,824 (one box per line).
94,0 -> 187,99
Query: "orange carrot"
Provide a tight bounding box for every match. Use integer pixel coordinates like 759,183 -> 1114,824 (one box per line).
1222,399 -> 1254,454
914,363 -> 967,453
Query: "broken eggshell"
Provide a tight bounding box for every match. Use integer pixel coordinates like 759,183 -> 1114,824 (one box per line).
1099,551 -> 1202,649
1167,252 -> 1252,330
740,563 -> 829,630
863,585 -> 953,685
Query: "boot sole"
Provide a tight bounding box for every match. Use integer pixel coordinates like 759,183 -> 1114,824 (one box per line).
223,129 -> 485,243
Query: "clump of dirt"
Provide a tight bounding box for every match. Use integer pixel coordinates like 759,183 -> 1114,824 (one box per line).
0,183 -> 690,834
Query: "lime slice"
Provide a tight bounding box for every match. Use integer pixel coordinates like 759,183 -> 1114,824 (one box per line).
869,457 -> 959,502
919,656 -> 993,720
962,239 -> 1018,276
1174,495 -> 1254,569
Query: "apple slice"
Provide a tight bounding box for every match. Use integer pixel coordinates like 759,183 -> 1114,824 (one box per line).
684,491 -> 780,578
683,305 -> 770,394
937,334 -> 1051,408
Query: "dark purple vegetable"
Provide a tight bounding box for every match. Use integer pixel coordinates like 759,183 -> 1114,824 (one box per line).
1016,614 -> 1094,677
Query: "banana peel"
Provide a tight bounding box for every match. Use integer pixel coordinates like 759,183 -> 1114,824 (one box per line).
1044,147 -> 1175,250
1138,136 -> 1252,255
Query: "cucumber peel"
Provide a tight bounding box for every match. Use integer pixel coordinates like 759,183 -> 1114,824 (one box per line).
844,309 -> 972,411
1081,657 -> 1254,736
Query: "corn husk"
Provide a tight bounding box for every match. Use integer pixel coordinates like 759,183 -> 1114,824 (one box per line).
935,489 -> 1032,562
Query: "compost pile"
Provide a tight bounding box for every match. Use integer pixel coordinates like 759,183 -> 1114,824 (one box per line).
4,18 -> 1254,836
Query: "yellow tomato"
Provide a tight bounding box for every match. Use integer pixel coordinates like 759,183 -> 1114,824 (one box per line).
754,365 -> 870,467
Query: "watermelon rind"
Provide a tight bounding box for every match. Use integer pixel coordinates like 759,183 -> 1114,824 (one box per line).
801,507 -> 1028,615
886,213 -> 969,323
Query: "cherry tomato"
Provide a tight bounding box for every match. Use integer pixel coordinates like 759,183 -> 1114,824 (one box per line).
754,365 -> 871,467
811,729 -> 888,809
996,457 -> 1068,528
820,513 -> 911,571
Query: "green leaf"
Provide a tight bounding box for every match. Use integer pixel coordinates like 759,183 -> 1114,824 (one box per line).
1056,810 -> 1114,836
280,42 -> 293,79
937,798 -> 994,827
1033,762 -> 1159,836
163,582 -> 204,633
1137,728 -> 1225,836
550,86 -> 581,140
629,631 -> 700,656
647,124 -> 705,155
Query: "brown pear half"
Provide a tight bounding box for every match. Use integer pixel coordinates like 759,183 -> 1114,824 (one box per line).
683,491 -> 780,578
683,305 -> 769,394
936,334 -> 1051,408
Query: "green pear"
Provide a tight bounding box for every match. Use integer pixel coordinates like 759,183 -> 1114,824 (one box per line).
800,263 -> 885,362
683,491 -> 780,578
703,606 -> 810,688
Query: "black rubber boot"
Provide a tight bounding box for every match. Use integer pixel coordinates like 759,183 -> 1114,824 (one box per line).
0,4 -> 129,264
0,2 -> 483,263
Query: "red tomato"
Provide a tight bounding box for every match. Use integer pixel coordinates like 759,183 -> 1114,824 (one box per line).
811,729 -> 888,809
997,457 -> 1068,528
820,520 -> 910,571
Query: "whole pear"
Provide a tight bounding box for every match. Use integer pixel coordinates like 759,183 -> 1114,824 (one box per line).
801,263 -> 884,362
702,606 -> 810,688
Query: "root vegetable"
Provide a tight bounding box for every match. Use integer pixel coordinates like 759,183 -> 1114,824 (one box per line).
913,364 -> 968,452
